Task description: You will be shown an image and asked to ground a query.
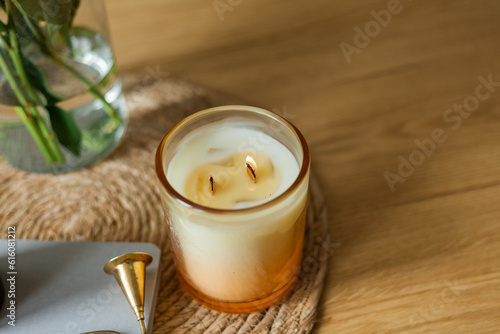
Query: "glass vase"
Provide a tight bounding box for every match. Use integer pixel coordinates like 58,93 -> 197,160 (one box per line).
0,0 -> 126,173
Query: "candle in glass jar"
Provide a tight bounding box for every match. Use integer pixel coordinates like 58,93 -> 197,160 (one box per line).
156,106 -> 310,313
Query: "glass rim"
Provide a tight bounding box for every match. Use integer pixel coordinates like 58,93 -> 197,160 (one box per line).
155,105 -> 310,215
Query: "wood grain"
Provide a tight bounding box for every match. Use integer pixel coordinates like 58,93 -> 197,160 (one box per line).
105,0 -> 500,332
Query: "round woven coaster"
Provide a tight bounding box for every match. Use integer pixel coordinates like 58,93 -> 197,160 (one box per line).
0,74 -> 330,333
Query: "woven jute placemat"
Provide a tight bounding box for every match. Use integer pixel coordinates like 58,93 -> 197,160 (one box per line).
0,74 -> 330,333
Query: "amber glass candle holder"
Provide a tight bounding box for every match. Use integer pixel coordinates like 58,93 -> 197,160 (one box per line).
155,106 -> 310,313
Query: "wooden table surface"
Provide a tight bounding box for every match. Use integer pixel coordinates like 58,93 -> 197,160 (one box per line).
106,0 -> 500,333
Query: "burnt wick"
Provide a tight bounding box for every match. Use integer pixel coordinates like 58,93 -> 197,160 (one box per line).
246,163 -> 257,183
209,175 -> 215,195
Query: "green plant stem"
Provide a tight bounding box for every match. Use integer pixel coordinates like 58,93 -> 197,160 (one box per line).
0,47 -> 56,163
8,24 -> 40,105
4,5 -> 65,163
12,0 -> 121,122
27,105 -> 64,162
54,58 -> 120,121
9,0 -> 50,54
13,106 -> 55,163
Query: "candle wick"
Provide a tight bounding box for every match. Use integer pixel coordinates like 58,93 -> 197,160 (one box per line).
209,175 -> 215,195
246,163 -> 257,183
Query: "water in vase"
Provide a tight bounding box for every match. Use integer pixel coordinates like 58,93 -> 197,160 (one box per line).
0,27 -> 127,173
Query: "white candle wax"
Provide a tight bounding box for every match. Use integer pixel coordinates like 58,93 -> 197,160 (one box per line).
167,120 -> 299,208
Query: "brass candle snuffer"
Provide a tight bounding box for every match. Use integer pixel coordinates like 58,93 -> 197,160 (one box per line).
75,252 -> 153,334
103,252 -> 153,334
